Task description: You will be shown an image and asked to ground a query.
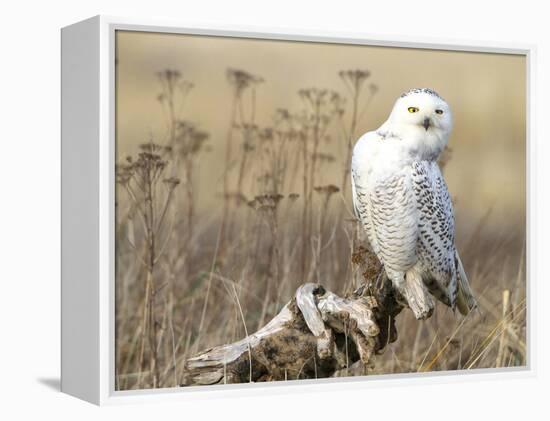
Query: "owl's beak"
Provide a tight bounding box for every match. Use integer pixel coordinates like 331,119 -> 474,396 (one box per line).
422,117 -> 431,131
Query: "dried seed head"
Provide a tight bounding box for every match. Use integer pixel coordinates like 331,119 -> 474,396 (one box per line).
314,184 -> 340,195
312,153 -> 336,163
116,163 -> 134,185
156,69 -> 182,83
275,108 -> 291,122
226,68 -> 264,96
243,141 -> 255,153
339,69 -> 371,87
259,128 -> 274,142
248,193 -> 284,212
163,177 -> 180,188
174,121 -> 210,157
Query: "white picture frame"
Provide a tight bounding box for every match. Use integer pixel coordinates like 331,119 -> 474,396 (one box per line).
61,15 -> 535,405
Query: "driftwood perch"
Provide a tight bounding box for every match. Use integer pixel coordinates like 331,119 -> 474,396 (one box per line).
182,251 -> 404,386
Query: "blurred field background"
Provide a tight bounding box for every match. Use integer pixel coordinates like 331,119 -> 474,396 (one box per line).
114,30 -> 526,390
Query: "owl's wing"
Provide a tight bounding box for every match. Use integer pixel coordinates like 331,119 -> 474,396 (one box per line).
350,169 -> 361,220
351,136 -> 418,274
351,132 -> 383,258
412,161 -> 459,308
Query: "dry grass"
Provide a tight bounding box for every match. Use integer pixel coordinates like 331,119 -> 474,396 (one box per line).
114,67 -> 526,390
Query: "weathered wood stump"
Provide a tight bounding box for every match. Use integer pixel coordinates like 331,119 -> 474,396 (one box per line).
181,259 -> 404,386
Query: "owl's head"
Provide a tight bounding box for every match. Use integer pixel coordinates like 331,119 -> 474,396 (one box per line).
389,88 -> 453,137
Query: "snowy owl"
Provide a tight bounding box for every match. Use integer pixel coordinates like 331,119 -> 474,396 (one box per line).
351,88 -> 477,319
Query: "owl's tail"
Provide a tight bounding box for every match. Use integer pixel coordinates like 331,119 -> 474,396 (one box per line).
455,251 -> 478,315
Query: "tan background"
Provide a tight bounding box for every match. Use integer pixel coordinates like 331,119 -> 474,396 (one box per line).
116,30 -> 526,229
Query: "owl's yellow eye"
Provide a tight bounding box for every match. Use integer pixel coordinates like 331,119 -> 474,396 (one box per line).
408,107 -> 419,113
435,109 -> 444,115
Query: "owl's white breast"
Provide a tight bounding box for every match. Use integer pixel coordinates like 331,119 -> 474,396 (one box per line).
352,129 -> 413,187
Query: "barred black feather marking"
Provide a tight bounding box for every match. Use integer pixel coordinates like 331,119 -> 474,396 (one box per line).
411,161 -> 458,309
